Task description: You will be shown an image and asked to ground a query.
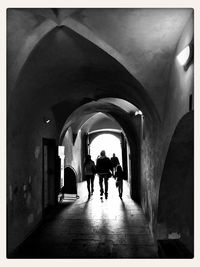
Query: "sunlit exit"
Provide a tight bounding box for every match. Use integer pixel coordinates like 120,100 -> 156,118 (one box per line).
90,133 -> 122,165
58,146 -> 65,187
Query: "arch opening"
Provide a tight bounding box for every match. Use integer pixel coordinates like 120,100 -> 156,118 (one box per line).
59,98 -> 142,203
89,133 -> 122,165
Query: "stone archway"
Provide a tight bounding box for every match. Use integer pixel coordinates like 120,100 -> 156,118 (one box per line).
59,99 -> 142,203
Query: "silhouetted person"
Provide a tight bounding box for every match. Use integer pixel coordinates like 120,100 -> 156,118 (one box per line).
110,153 -> 120,177
96,150 -> 113,199
115,165 -> 124,199
84,155 -> 96,198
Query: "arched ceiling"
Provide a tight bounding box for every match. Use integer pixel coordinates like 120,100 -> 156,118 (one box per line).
7,8 -> 192,127
81,112 -> 122,133
9,24 -> 158,133
59,97 -> 140,143
61,98 -> 138,135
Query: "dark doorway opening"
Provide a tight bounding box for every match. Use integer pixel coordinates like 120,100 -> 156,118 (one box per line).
63,166 -> 77,195
42,138 -> 60,213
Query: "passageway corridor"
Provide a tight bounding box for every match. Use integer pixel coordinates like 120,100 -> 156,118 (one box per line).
10,178 -> 157,258
7,8 -> 194,258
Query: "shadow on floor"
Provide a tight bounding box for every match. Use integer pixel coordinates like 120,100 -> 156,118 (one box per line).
8,178 -> 158,259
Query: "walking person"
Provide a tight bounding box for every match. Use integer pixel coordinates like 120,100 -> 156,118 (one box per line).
96,150 -> 113,199
115,165 -> 124,199
110,153 -> 120,177
84,155 -> 96,198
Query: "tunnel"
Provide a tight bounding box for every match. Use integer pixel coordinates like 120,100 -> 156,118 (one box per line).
7,8 -> 194,258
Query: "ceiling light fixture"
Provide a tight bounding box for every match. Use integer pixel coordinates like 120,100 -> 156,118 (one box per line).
135,110 -> 143,116
43,117 -> 51,124
177,43 -> 193,70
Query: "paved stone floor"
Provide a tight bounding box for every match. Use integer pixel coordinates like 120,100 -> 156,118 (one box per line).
11,177 -> 158,258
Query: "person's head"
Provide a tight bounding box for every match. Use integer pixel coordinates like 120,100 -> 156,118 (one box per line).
117,165 -> 122,172
113,153 -> 115,157
86,155 -> 91,161
100,150 -> 106,157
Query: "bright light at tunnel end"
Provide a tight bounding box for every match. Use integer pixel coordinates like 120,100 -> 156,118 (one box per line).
90,134 -> 122,164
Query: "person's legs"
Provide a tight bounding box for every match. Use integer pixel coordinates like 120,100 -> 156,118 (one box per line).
104,176 -> 108,198
86,176 -> 90,197
91,175 -> 95,194
119,180 -> 123,198
99,175 -> 104,196
118,181 -> 121,195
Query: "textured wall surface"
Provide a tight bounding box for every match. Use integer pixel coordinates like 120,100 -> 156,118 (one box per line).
138,14 -> 193,241
62,127 -> 83,183
156,15 -> 194,253
7,107 -> 58,253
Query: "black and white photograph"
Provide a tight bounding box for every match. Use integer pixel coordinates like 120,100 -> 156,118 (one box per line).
4,4 -> 197,261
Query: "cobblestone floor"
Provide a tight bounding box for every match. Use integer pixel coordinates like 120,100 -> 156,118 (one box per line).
10,177 -> 157,258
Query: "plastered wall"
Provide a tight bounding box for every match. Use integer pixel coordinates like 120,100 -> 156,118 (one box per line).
7,108 -> 58,254
62,127 -> 83,183
139,14 -> 193,244
156,14 -> 193,252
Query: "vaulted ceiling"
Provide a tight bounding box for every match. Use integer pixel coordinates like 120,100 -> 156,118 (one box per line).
7,8 -> 192,133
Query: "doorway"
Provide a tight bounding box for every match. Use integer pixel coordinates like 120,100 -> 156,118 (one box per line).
42,138 -> 59,212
